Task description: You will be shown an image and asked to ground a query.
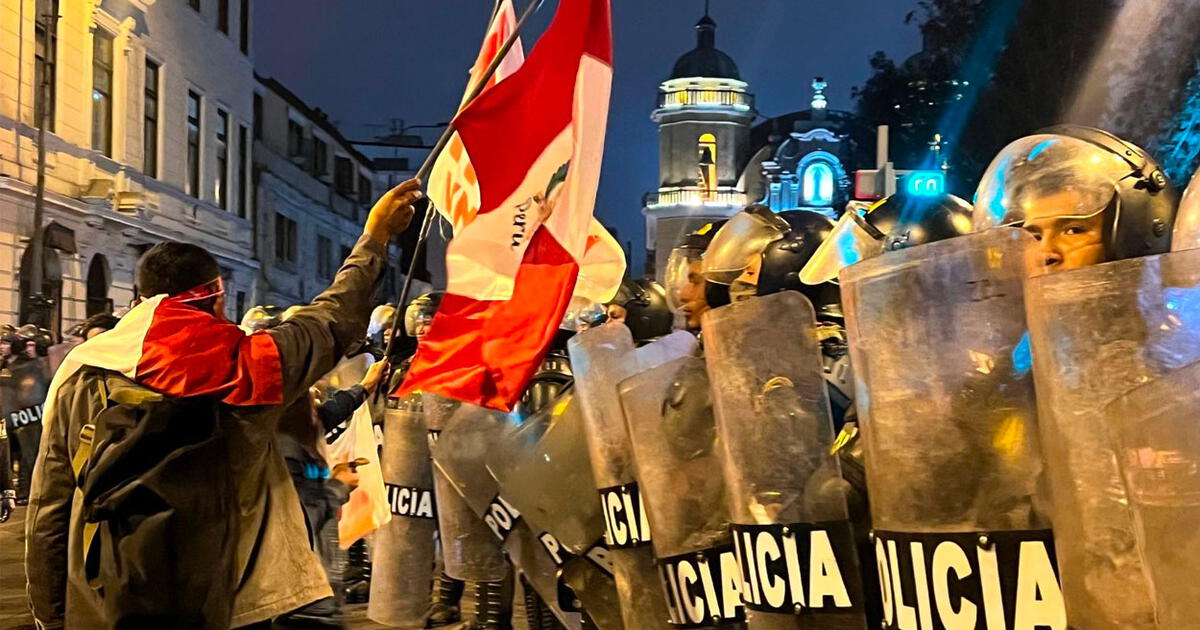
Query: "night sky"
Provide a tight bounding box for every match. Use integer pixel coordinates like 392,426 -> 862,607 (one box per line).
254,0 -> 922,272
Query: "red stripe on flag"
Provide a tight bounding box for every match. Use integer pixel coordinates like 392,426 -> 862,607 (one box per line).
136,299 -> 283,406
397,228 -> 578,410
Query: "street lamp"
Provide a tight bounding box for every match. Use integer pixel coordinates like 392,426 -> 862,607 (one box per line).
25,4 -> 60,328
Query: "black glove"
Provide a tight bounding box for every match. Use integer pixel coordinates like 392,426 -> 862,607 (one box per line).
0,489 -> 14,524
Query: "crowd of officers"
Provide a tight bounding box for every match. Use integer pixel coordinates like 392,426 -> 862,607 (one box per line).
6,124 -> 1200,630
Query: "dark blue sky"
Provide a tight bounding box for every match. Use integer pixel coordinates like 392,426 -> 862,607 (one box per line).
255,0 -> 922,271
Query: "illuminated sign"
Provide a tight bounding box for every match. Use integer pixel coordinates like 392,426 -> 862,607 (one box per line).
904,171 -> 945,196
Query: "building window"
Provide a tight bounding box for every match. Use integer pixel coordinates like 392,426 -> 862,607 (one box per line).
91,29 -> 114,156
143,60 -> 159,177
335,156 -> 353,195
189,0 -> 200,11
275,214 -> 297,263
34,0 -> 58,132
698,133 -> 717,198
312,138 -> 327,176
216,108 -> 229,209
253,93 -> 263,139
236,291 -> 246,319
358,174 -> 372,204
218,0 -> 229,33
287,119 -> 303,157
802,162 -> 834,206
317,235 -> 333,279
237,124 -> 248,218
186,91 -> 201,197
239,0 -> 250,53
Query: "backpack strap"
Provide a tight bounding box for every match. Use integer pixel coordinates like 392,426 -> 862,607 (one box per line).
72,375 -> 109,576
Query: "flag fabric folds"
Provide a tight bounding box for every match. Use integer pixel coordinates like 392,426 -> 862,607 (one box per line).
399,0 -> 614,411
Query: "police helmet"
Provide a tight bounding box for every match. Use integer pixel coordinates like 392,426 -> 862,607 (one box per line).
801,193 -> 974,285
973,125 -> 1176,262
665,220 -> 726,312
607,278 -> 673,343
405,292 -> 444,337
240,305 -> 285,332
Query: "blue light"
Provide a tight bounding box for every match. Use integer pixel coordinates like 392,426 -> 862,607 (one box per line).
803,162 -> 834,205
1027,139 -> 1058,161
905,171 -> 945,197
1011,331 -> 1032,376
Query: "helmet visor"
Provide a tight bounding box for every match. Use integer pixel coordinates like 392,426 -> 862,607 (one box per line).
973,134 -> 1133,231
404,301 -> 438,337
800,202 -> 884,285
664,247 -> 701,311
702,209 -> 787,286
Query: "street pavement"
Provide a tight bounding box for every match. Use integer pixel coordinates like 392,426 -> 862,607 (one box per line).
0,506 -> 396,630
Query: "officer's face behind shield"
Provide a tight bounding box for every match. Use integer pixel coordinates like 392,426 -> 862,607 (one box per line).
974,134 -> 1146,274
404,302 -> 436,338
702,208 -> 787,302
665,247 -> 707,330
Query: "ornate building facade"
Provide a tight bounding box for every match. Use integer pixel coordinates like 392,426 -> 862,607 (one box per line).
643,10 -> 870,277
1,0 -> 257,333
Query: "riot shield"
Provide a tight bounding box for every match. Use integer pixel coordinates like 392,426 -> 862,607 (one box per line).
494,391 -> 625,630
1105,360 -> 1200,630
619,356 -> 746,628
702,291 -> 867,629
1025,246 -> 1200,629
568,326 -> 698,629
497,391 -> 605,554
368,396 -> 438,628
842,228 -> 1062,630
430,403 -> 510,582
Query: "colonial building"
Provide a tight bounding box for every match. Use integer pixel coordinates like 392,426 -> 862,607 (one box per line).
251,76 -> 414,308
643,10 -> 871,277
0,0 -> 257,334
642,10 -> 754,277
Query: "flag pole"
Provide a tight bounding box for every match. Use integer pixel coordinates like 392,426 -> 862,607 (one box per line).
377,0 -> 544,397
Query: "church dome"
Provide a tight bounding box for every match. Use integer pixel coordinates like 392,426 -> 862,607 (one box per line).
669,14 -> 741,81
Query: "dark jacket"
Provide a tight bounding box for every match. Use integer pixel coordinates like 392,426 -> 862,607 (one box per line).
278,384 -> 367,544
24,235 -> 387,629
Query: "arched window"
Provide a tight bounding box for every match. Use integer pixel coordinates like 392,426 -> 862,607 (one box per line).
698,133 -> 718,199
802,161 -> 834,205
86,254 -> 112,316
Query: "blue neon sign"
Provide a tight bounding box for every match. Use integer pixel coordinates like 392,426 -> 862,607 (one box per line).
905,171 -> 946,197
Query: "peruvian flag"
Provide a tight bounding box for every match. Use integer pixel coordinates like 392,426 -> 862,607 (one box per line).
398,0 -> 613,410
426,0 -> 624,304
39,291 -> 283,437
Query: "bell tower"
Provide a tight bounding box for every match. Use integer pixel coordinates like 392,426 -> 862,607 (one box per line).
643,7 -> 755,278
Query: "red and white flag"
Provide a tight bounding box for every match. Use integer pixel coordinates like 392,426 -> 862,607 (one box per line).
398,0 -> 614,410
426,0 -> 623,304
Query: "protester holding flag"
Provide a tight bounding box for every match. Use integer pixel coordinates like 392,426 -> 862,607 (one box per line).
24,180 -> 422,629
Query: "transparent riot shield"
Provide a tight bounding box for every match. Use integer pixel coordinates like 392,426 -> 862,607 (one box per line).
430,403 -> 511,582
842,228 -> 1061,630
568,326 -> 699,630
703,291 -> 867,629
493,391 -> 625,629
368,396 -> 438,628
1105,360 -> 1200,630
497,391 -> 604,553
1026,246 -> 1200,629
619,356 -> 746,627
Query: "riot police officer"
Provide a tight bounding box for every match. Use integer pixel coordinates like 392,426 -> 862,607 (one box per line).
600,278 -> 673,345
1,325 -> 51,504
972,125 -> 1177,272
664,221 -> 725,332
